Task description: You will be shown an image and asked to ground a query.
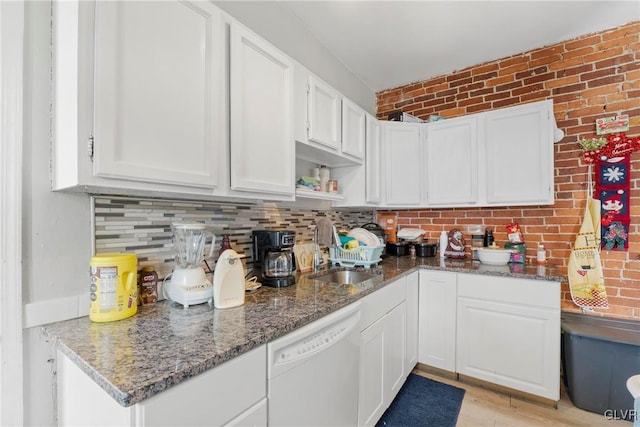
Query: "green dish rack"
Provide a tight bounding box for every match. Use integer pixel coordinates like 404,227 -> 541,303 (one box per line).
329,245 -> 384,268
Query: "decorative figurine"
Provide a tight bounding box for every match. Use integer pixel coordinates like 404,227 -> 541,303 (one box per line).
445,228 -> 466,259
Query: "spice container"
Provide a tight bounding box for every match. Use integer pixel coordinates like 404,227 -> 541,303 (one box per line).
138,266 -> 158,305
466,225 -> 484,261
537,244 -> 546,265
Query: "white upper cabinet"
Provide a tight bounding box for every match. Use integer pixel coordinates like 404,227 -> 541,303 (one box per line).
294,65 -> 366,171
382,122 -> 423,206
330,113 -> 381,207
55,0 -> 224,192
308,75 -> 342,151
341,98 -> 366,160
365,115 -> 382,204
483,100 -> 554,205
424,117 -> 478,206
229,24 -> 294,196
93,1 -> 221,188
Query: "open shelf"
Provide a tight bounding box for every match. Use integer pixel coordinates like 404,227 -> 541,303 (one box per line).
295,188 -> 344,201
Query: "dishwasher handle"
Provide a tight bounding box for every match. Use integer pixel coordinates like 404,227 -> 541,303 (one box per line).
268,302 -> 361,379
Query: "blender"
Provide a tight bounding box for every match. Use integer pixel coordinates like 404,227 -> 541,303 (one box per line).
164,223 -> 216,307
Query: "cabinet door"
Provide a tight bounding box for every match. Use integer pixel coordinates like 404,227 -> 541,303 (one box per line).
456,297 -> 559,400
418,270 -> 457,372
224,398 -> 267,427
138,345 -> 267,426
93,1 -> 221,188
58,346 -> 267,427
365,115 -> 382,203
359,316 -> 386,427
382,122 -> 422,206
405,272 -> 419,376
229,24 -> 294,195
342,98 -> 366,160
308,75 -> 341,150
483,100 -> 554,205
424,117 -> 478,205
386,301 -> 407,399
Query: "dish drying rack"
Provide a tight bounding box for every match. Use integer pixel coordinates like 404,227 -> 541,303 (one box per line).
329,245 -> 384,268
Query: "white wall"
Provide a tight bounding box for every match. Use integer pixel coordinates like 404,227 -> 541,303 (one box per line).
23,1 -> 92,424
21,1 -> 374,425
214,1 -> 376,114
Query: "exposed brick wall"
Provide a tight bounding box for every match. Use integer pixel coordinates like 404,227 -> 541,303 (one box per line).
377,21 -> 640,320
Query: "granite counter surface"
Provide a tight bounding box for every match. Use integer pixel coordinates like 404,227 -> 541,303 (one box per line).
42,256 -> 566,407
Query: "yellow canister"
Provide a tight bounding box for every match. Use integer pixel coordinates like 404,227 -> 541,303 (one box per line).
89,253 -> 138,322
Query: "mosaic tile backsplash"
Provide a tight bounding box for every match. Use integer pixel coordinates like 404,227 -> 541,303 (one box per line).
94,196 -> 374,279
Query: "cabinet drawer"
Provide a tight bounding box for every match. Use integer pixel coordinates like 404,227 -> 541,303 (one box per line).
138,345 -> 267,426
457,273 -> 560,309
360,277 -> 406,331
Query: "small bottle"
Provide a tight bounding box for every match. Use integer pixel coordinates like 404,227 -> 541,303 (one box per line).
439,231 -> 448,258
483,228 -> 494,247
219,234 -> 232,257
536,244 -> 546,265
319,165 -> 330,192
138,266 -> 158,305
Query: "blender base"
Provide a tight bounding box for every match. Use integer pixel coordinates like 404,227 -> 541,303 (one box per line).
163,279 -> 213,307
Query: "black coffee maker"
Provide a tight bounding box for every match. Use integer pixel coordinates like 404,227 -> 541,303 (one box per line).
252,230 -> 296,287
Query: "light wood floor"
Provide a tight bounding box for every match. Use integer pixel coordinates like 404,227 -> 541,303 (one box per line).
413,369 -> 632,427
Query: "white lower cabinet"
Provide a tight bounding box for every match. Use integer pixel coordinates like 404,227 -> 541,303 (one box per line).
224,399 -> 267,427
57,345 -> 267,427
358,277 -> 408,427
418,270 -> 457,372
56,269 -> 560,426
405,271 -> 419,376
456,273 -> 560,401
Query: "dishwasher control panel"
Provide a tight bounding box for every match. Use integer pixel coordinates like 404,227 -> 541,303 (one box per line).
277,322 -> 349,363
268,303 -> 361,376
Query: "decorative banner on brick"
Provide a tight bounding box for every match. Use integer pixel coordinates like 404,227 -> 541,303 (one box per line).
597,154 -> 630,251
580,132 -> 640,164
596,114 -> 629,135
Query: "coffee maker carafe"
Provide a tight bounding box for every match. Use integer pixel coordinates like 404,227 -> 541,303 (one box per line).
252,230 -> 296,287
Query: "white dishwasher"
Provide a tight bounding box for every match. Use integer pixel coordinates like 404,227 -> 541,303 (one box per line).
267,302 -> 361,426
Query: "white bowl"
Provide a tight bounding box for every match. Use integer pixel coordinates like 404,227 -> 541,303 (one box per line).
477,248 -> 513,266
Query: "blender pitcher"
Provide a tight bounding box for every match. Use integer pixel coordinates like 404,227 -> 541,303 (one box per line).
172,223 -> 215,269
165,223 -> 216,307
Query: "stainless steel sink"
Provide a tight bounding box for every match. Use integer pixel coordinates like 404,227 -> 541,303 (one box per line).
311,269 -> 378,285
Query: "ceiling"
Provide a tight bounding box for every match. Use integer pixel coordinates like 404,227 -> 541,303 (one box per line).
280,1 -> 640,93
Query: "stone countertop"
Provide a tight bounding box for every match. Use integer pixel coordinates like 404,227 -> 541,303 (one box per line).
42,256 -> 566,407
